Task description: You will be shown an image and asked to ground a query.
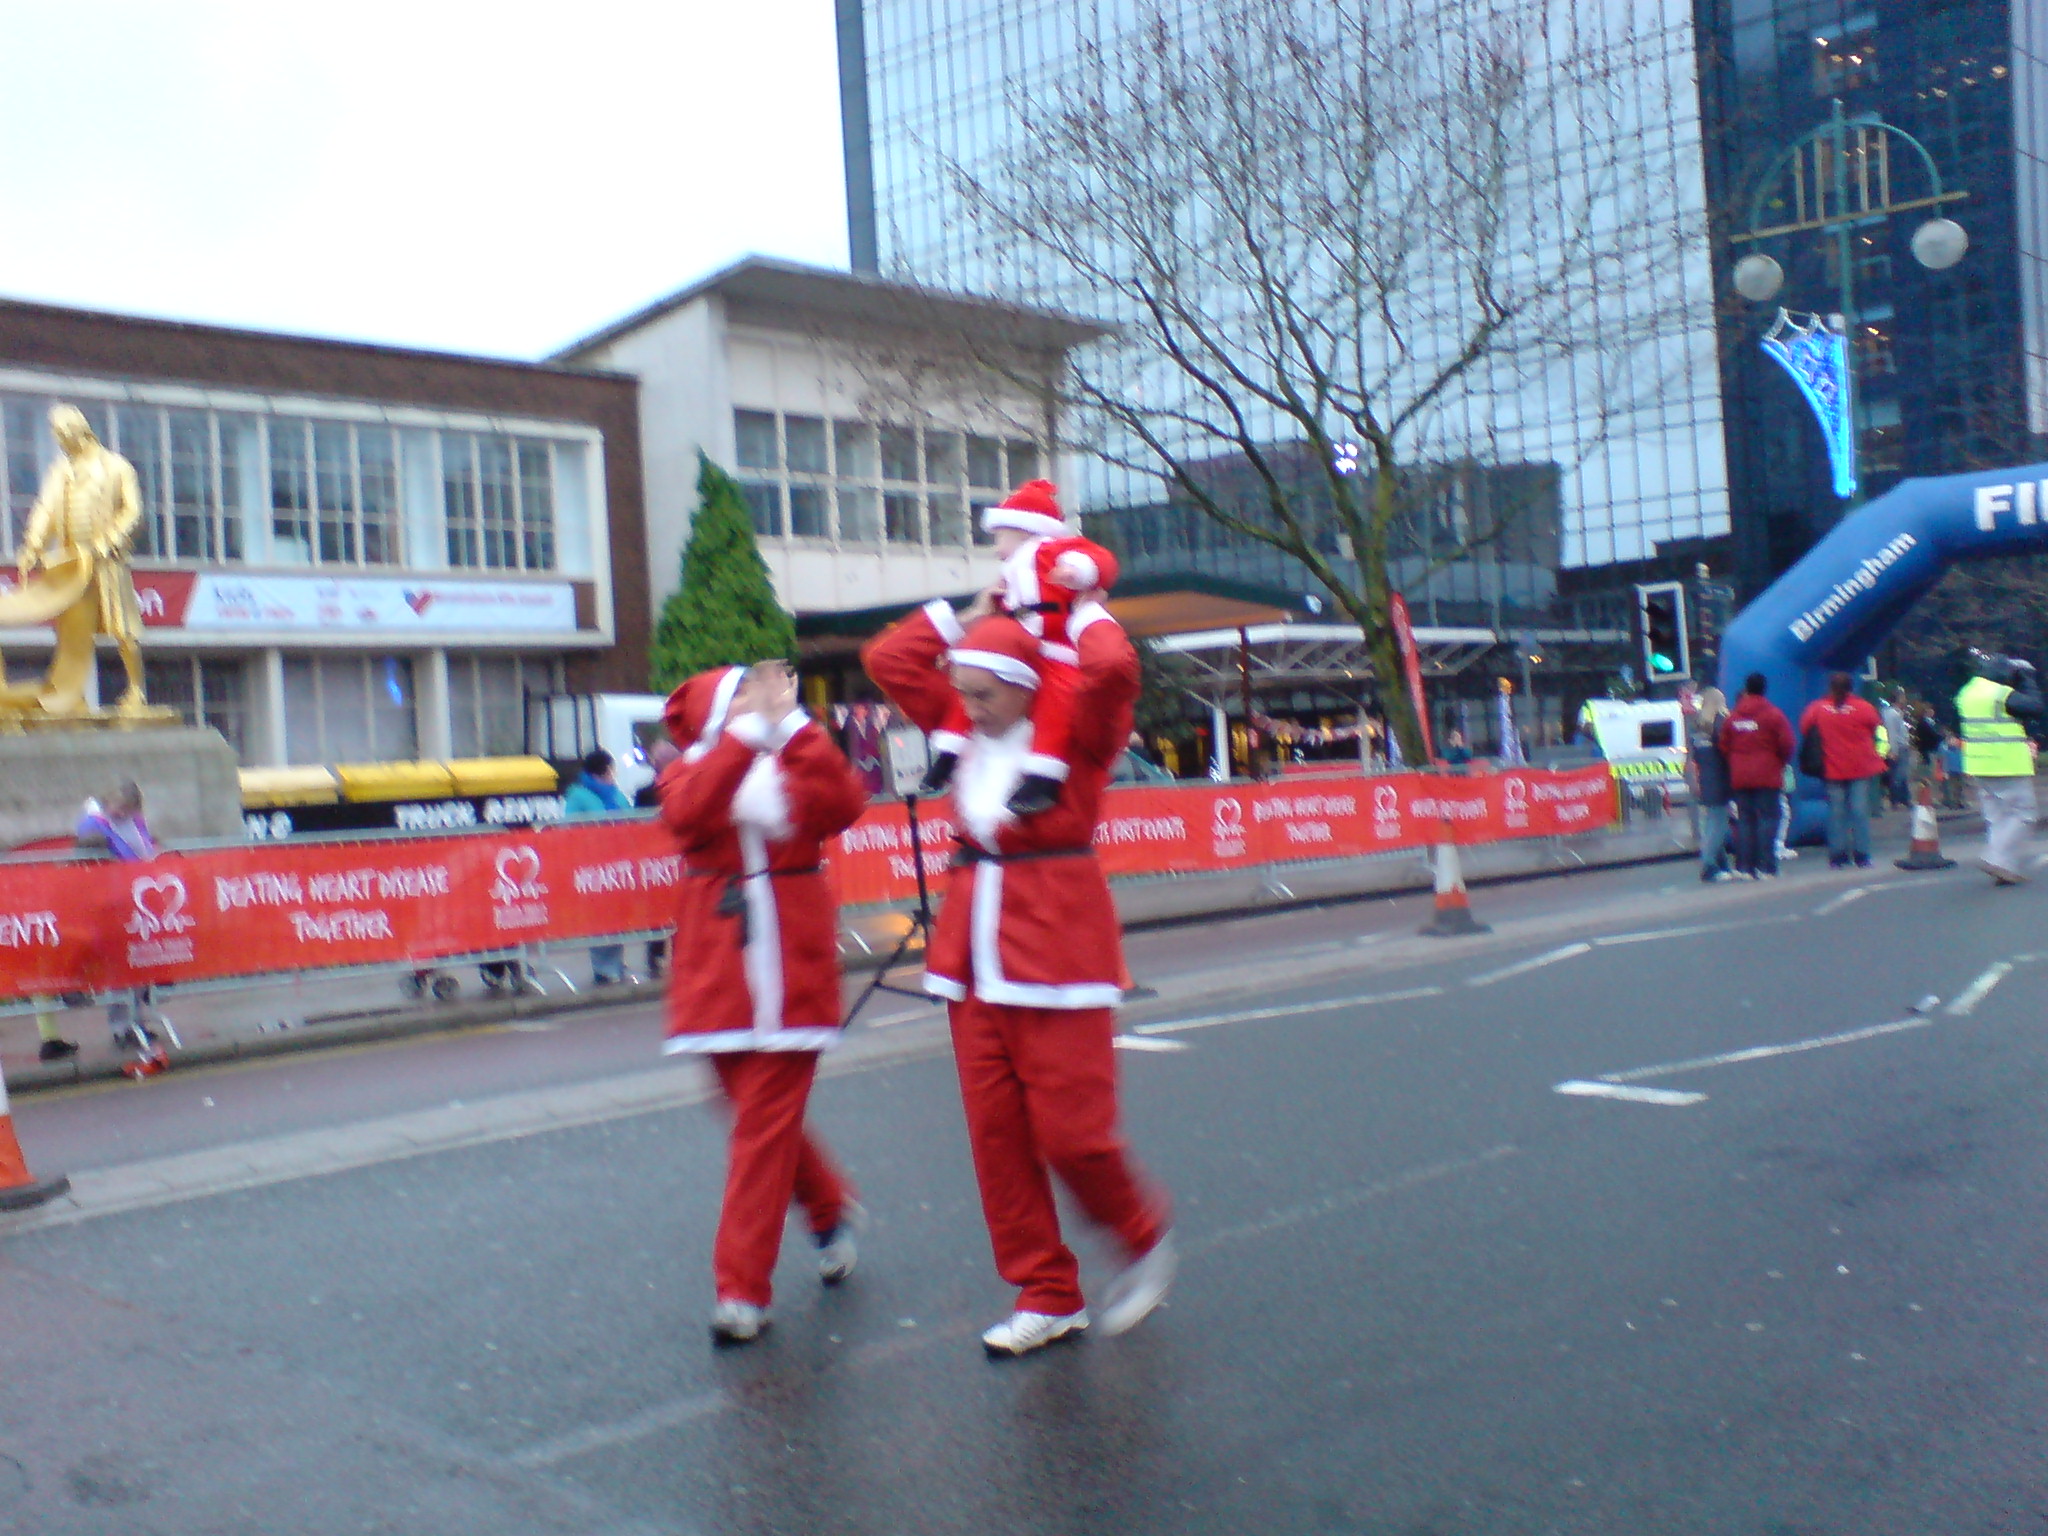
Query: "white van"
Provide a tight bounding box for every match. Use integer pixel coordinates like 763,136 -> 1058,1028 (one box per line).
526,693 -> 669,800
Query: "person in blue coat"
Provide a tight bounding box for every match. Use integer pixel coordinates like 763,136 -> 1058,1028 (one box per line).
565,750 -> 632,983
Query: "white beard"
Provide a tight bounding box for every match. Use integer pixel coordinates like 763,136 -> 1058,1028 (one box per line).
955,720 -> 1033,847
730,755 -> 792,841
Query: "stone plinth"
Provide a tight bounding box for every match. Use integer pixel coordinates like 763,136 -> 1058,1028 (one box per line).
0,727 -> 241,848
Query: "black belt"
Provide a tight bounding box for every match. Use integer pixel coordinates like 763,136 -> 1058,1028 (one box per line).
951,842 -> 1092,866
688,865 -> 822,945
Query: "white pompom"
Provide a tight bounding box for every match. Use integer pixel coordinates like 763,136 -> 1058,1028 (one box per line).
1050,551 -> 1099,590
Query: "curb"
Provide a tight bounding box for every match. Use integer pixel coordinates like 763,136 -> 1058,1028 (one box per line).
12,837 -> 1696,1096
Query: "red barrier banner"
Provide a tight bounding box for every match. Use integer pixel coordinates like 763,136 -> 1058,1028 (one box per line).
0,766 -> 1614,999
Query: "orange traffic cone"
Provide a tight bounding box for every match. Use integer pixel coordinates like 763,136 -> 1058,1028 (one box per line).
1896,778 -> 1957,871
1420,839 -> 1490,937
0,1056 -> 69,1212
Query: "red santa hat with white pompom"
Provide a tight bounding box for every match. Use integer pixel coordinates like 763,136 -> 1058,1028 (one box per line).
979,479 -> 1070,540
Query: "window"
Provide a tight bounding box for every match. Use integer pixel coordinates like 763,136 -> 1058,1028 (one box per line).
271,419 -> 313,562
315,421 -> 357,563
741,479 -> 784,537
885,491 -> 923,543
450,655 -> 560,759
360,427 -> 399,565
789,484 -> 830,538
108,655 -> 246,758
282,654 -> 417,764
785,415 -> 828,473
2,397 -> 42,555
967,434 -> 1003,488
443,430 -> 558,571
115,406 -> 165,557
839,485 -> 882,542
880,425 -> 920,482
735,410 -> 779,470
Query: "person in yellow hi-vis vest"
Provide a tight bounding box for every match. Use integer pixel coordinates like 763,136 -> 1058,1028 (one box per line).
1955,651 -> 2044,885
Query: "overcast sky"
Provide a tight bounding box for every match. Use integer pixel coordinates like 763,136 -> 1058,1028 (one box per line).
0,2 -> 850,360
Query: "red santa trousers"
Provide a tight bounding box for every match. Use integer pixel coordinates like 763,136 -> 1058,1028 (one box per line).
710,1052 -> 855,1307
948,997 -> 1169,1315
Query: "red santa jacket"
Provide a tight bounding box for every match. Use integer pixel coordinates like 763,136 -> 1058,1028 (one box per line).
658,701 -> 869,1053
862,599 -> 1138,1009
1000,534 -> 1121,656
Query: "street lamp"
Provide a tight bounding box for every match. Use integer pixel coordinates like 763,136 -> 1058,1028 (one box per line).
1729,98 -> 1967,504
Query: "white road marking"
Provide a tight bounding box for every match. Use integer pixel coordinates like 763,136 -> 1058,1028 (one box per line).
1130,985 -> 1445,1036
1813,886 -> 1870,916
1600,1016 -> 1934,1084
1945,961 -> 2013,1016
1465,943 -> 1592,987
1553,1081 -> 1707,1107
1185,1144 -> 1519,1254
1113,1034 -> 1190,1052
508,1390 -> 731,1468
1594,917 -> 1785,947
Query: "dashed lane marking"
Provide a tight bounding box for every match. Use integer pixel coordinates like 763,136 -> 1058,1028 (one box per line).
1554,1081 -> 1707,1107
1945,961 -> 2013,1016
1130,985 -> 1446,1036
1813,886 -> 1871,916
1465,943 -> 1592,987
1113,1035 -> 1190,1052
1593,916 -> 1791,947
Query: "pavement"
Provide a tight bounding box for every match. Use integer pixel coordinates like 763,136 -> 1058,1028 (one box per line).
3,802 -> 2043,1533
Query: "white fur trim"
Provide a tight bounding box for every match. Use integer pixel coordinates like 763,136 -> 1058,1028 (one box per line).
956,720 -> 1031,846
1038,642 -> 1080,667
726,712 -> 772,750
737,827 -> 784,1033
923,974 -> 969,1001
663,1026 -> 841,1055
1050,550 -> 1099,591
1066,601 -> 1114,643
965,857 -> 1119,1009
1021,753 -> 1070,781
929,729 -> 968,755
922,598 -> 966,645
950,649 -> 1040,691
981,505 -> 1067,538
731,756 -> 793,840
771,709 -> 810,750
1001,543 -> 1042,611
681,668 -> 744,763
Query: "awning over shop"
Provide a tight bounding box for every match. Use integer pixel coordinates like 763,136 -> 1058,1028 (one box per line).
1152,622 -> 1628,702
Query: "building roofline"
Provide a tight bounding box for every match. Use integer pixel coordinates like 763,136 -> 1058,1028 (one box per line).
0,294 -> 636,385
550,254 -> 1113,360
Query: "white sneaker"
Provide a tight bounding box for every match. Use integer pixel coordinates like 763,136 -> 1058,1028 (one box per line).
1098,1232 -> 1177,1336
709,1300 -> 769,1346
815,1199 -> 867,1285
981,1308 -> 1088,1357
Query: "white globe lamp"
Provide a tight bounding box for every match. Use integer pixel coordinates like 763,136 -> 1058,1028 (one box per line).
1732,253 -> 1785,303
1911,218 -> 1968,271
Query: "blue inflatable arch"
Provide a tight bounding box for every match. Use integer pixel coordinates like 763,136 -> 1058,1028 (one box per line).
1718,463 -> 2048,832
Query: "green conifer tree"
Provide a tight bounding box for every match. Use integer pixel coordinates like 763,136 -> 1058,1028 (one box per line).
648,454 -> 797,692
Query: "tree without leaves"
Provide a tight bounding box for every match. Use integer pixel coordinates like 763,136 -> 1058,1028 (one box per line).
942,0 -> 1703,761
649,454 -> 797,692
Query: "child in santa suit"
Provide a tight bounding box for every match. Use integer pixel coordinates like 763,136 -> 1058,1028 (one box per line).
864,598 -> 1175,1357
658,658 -> 871,1346
919,479 -> 1121,817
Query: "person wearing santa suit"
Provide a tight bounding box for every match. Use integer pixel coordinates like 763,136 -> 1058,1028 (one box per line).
863,593 -> 1175,1357
658,658 -> 870,1346
920,479 -> 1120,818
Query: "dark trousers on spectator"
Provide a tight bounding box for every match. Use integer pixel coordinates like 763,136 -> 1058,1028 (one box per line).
1732,787 -> 1781,876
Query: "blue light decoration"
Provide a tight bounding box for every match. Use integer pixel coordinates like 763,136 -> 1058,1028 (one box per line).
1761,309 -> 1857,500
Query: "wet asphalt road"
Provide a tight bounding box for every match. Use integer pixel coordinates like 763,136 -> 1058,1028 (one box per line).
5,848 -> 2048,1534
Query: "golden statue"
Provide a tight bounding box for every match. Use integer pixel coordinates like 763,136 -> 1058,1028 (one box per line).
0,404 -> 170,722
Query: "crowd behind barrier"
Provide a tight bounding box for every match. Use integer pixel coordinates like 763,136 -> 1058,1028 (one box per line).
0,765 -> 1617,1003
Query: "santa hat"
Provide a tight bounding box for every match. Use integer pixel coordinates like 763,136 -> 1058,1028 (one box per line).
979,479 -> 1069,540
665,666 -> 745,762
948,615 -> 1043,692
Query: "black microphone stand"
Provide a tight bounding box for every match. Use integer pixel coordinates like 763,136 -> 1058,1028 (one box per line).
842,791 -> 942,1026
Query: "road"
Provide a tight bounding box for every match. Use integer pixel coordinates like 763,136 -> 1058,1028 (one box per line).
4,842 -> 2047,1534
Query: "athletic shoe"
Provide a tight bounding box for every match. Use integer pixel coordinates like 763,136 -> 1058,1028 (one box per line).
1853,856 -> 1873,869
981,1308 -> 1088,1357
1099,1232 -> 1177,1336
709,1300 -> 770,1346
815,1199 -> 867,1285
37,1038 -> 78,1061
1980,859 -> 2027,886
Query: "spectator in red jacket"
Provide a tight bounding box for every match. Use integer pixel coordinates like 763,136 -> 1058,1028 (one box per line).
1717,673 -> 1796,878
1798,672 -> 1885,869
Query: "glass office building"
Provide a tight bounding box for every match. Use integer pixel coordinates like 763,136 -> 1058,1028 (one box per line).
839,0 -> 1734,586
1697,0 -> 2048,597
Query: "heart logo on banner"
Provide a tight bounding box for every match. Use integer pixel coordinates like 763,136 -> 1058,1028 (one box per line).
493,846 -> 544,899
1373,784 -> 1400,822
1502,776 -> 1529,816
129,874 -> 192,939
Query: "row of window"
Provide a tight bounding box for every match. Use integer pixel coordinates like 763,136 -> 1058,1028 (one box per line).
77,651 -> 567,766
0,393 -> 566,574
733,409 -> 1043,547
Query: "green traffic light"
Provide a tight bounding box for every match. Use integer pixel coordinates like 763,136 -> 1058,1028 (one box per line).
1650,654 -> 1676,673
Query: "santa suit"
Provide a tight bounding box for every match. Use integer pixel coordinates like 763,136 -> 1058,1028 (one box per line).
863,604 -> 1170,1316
658,667 -> 868,1307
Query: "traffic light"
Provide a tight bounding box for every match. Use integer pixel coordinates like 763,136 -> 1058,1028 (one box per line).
1635,581 -> 1690,683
